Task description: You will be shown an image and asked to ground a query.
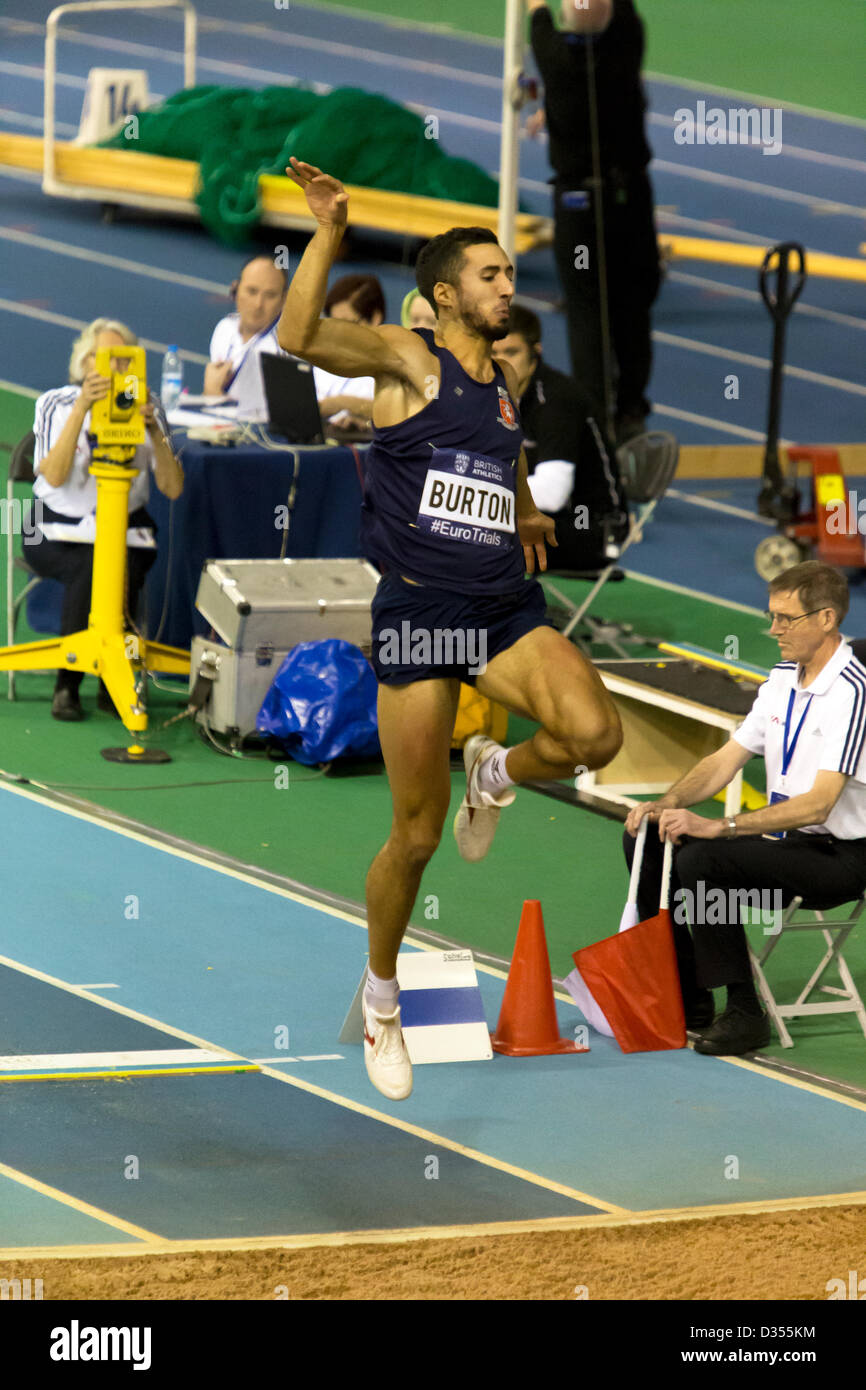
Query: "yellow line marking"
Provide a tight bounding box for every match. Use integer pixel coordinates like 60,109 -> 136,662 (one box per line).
0,1065 -> 258,1083
3,1189 -> 866,1261
0,1161 -> 162,1245
255,1063 -> 625,1213
657,641 -> 767,682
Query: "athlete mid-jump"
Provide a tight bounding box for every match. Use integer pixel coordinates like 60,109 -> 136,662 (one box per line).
278,160 -> 622,1101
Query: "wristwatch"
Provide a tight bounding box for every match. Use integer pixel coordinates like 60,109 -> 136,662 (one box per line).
725,817 -> 737,838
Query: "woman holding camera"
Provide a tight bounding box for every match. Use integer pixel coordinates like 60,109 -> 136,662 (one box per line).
30,318 -> 184,721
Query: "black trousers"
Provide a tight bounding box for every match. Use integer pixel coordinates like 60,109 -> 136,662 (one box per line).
553,169 -> 661,428
25,509 -> 157,692
623,824 -> 866,992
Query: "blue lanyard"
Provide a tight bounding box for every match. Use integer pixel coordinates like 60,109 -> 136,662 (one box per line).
781,688 -> 813,776
224,316 -> 281,391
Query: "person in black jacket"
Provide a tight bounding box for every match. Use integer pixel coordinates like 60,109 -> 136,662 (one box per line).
525,0 -> 661,444
494,302 -> 627,570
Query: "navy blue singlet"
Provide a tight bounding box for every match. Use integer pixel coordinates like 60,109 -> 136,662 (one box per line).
360,328 -> 526,595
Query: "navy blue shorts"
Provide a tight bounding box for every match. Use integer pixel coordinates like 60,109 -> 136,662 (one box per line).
370,572 -> 552,685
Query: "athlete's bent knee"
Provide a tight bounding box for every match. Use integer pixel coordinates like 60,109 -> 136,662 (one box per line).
569,706 -> 621,771
390,819 -> 444,871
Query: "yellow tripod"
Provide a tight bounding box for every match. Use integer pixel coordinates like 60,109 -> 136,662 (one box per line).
0,349 -> 190,761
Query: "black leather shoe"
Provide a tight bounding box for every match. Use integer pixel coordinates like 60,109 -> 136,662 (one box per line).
693,1006 -> 771,1056
685,991 -> 716,1031
52,687 -> 84,721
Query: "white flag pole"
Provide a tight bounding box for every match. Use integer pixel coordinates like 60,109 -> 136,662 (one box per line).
497,0 -> 522,266
618,818 -> 647,933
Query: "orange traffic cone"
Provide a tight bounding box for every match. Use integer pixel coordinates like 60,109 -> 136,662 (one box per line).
491,901 -> 588,1056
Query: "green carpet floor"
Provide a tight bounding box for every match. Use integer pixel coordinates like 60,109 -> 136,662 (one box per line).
3,393 -> 865,1094
321,0 -> 865,121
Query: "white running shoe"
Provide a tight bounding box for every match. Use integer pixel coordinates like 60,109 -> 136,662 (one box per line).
362,997 -> 413,1101
453,734 -> 517,863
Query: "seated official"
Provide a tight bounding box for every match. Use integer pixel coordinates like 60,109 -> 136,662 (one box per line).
30,318 -> 184,722
401,287 -> 437,331
313,274 -> 385,428
494,302 -> 627,570
205,253 -> 289,421
623,562 -> 866,1055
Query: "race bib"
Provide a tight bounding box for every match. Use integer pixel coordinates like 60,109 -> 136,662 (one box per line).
416,447 -> 516,548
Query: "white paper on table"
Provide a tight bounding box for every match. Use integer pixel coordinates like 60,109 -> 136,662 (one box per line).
38,515 -> 156,549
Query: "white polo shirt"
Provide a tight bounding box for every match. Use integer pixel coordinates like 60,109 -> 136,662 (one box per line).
209,316 -> 375,422
733,640 -> 866,838
312,365 -> 375,408
209,314 -> 284,422
33,386 -> 164,535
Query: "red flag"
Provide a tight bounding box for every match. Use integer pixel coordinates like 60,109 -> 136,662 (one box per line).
570,837 -> 686,1053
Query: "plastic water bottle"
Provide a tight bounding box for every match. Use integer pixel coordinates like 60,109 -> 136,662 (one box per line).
160,346 -> 183,410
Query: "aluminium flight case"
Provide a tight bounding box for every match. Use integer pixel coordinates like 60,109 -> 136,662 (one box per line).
191,558 -> 381,739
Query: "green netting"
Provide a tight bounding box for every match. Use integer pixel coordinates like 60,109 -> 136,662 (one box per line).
100,84 -> 511,247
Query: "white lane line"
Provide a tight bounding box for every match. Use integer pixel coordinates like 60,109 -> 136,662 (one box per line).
249,1054 -> 346,1063
0,378 -> 39,398
4,25 -> 862,215
666,271 -> 866,333
652,158 -> 866,217
0,58 -> 87,90
624,568 -> 768,617
0,1049 -> 232,1071
0,298 -> 208,365
0,952 -> 249,1060
0,107 -> 78,136
653,330 -> 866,397
646,112 -> 866,176
646,70 -> 866,131
73,983 -> 119,990
0,1161 -> 162,1243
0,226 -> 228,294
0,24 -> 330,94
665,487 -> 775,526
3,221 -> 861,358
651,404 -> 769,442
653,209 -> 785,245
194,15 -> 502,88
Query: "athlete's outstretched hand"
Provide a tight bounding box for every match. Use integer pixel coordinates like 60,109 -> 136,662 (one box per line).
518,508 -> 557,573
285,158 -> 348,228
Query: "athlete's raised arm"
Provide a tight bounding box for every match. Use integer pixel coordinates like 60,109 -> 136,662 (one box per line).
277,159 -> 430,388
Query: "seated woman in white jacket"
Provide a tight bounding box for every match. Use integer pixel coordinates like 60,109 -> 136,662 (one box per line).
30,318 -> 184,722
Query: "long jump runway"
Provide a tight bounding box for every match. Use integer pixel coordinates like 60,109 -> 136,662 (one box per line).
1,781 -> 865,1258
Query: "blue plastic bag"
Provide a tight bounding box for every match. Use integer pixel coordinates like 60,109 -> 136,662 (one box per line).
256,639 -> 381,765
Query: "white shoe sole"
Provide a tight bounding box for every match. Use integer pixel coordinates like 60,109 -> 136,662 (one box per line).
362,1001 -> 413,1101
453,736 -> 515,862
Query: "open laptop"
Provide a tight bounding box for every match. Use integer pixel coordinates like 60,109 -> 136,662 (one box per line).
260,352 -> 325,445
260,352 -> 373,446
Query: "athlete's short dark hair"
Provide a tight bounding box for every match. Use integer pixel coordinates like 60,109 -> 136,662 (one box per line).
415,227 -> 500,319
769,561 -> 848,625
507,302 -> 542,356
